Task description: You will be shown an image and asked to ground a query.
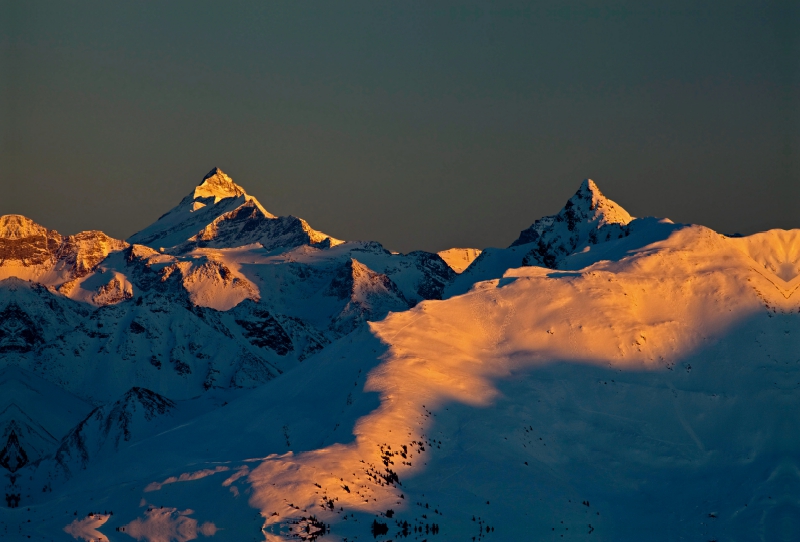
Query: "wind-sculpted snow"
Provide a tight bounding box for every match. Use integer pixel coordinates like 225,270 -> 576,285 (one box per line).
63,512 -> 111,542
122,507 -> 218,542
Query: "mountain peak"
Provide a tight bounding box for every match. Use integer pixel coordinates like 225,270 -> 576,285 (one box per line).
581,178 -> 598,191
509,178 -> 633,267
0,215 -> 58,241
202,167 -> 225,181
572,179 -> 631,226
193,167 -> 247,202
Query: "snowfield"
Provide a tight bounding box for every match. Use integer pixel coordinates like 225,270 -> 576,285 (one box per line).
1,170 -> 799,541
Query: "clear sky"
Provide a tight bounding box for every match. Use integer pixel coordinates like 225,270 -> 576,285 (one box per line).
1,1 -> 797,252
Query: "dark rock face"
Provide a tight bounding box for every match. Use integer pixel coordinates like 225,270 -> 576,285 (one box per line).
406,251 -> 456,300
55,231 -> 127,279
235,309 -> 294,356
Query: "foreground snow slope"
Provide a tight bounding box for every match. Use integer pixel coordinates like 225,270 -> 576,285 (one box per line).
8,218 -> 800,541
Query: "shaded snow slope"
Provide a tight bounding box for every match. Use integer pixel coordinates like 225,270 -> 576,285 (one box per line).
0,367 -> 93,467
50,387 -> 177,480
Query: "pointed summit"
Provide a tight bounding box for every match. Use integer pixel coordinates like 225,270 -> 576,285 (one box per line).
203,166 -> 226,180
571,178 -> 632,227
194,167 -> 247,202
510,179 -> 633,267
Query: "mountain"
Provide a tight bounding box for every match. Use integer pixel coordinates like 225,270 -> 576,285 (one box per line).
5,173 -> 799,541
325,258 -> 411,334
510,178 -> 632,264
0,215 -> 128,288
22,220 -> 800,541
128,167 -> 342,253
448,179 -> 660,297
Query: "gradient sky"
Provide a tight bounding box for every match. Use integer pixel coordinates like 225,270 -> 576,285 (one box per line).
1,1 -> 798,252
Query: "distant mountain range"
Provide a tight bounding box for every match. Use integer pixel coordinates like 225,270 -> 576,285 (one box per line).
2,169 -> 798,541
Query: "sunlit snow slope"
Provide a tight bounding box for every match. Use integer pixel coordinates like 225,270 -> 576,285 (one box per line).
2,176 -> 800,542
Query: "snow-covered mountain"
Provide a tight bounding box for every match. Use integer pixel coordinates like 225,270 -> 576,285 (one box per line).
511,178 -> 632,262
448,178 -> 655,297
2,173 -> 798,541
128,167 -> 342,253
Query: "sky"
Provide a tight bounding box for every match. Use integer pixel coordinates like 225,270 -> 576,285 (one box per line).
1,1 -> 798,253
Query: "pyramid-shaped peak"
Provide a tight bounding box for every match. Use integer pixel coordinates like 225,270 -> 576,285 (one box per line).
568,178 -> 632,226
194,167 -> 247,202
510,178 -> 633,251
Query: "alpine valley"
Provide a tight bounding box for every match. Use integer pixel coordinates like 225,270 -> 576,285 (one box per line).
2,169 -> 799,541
